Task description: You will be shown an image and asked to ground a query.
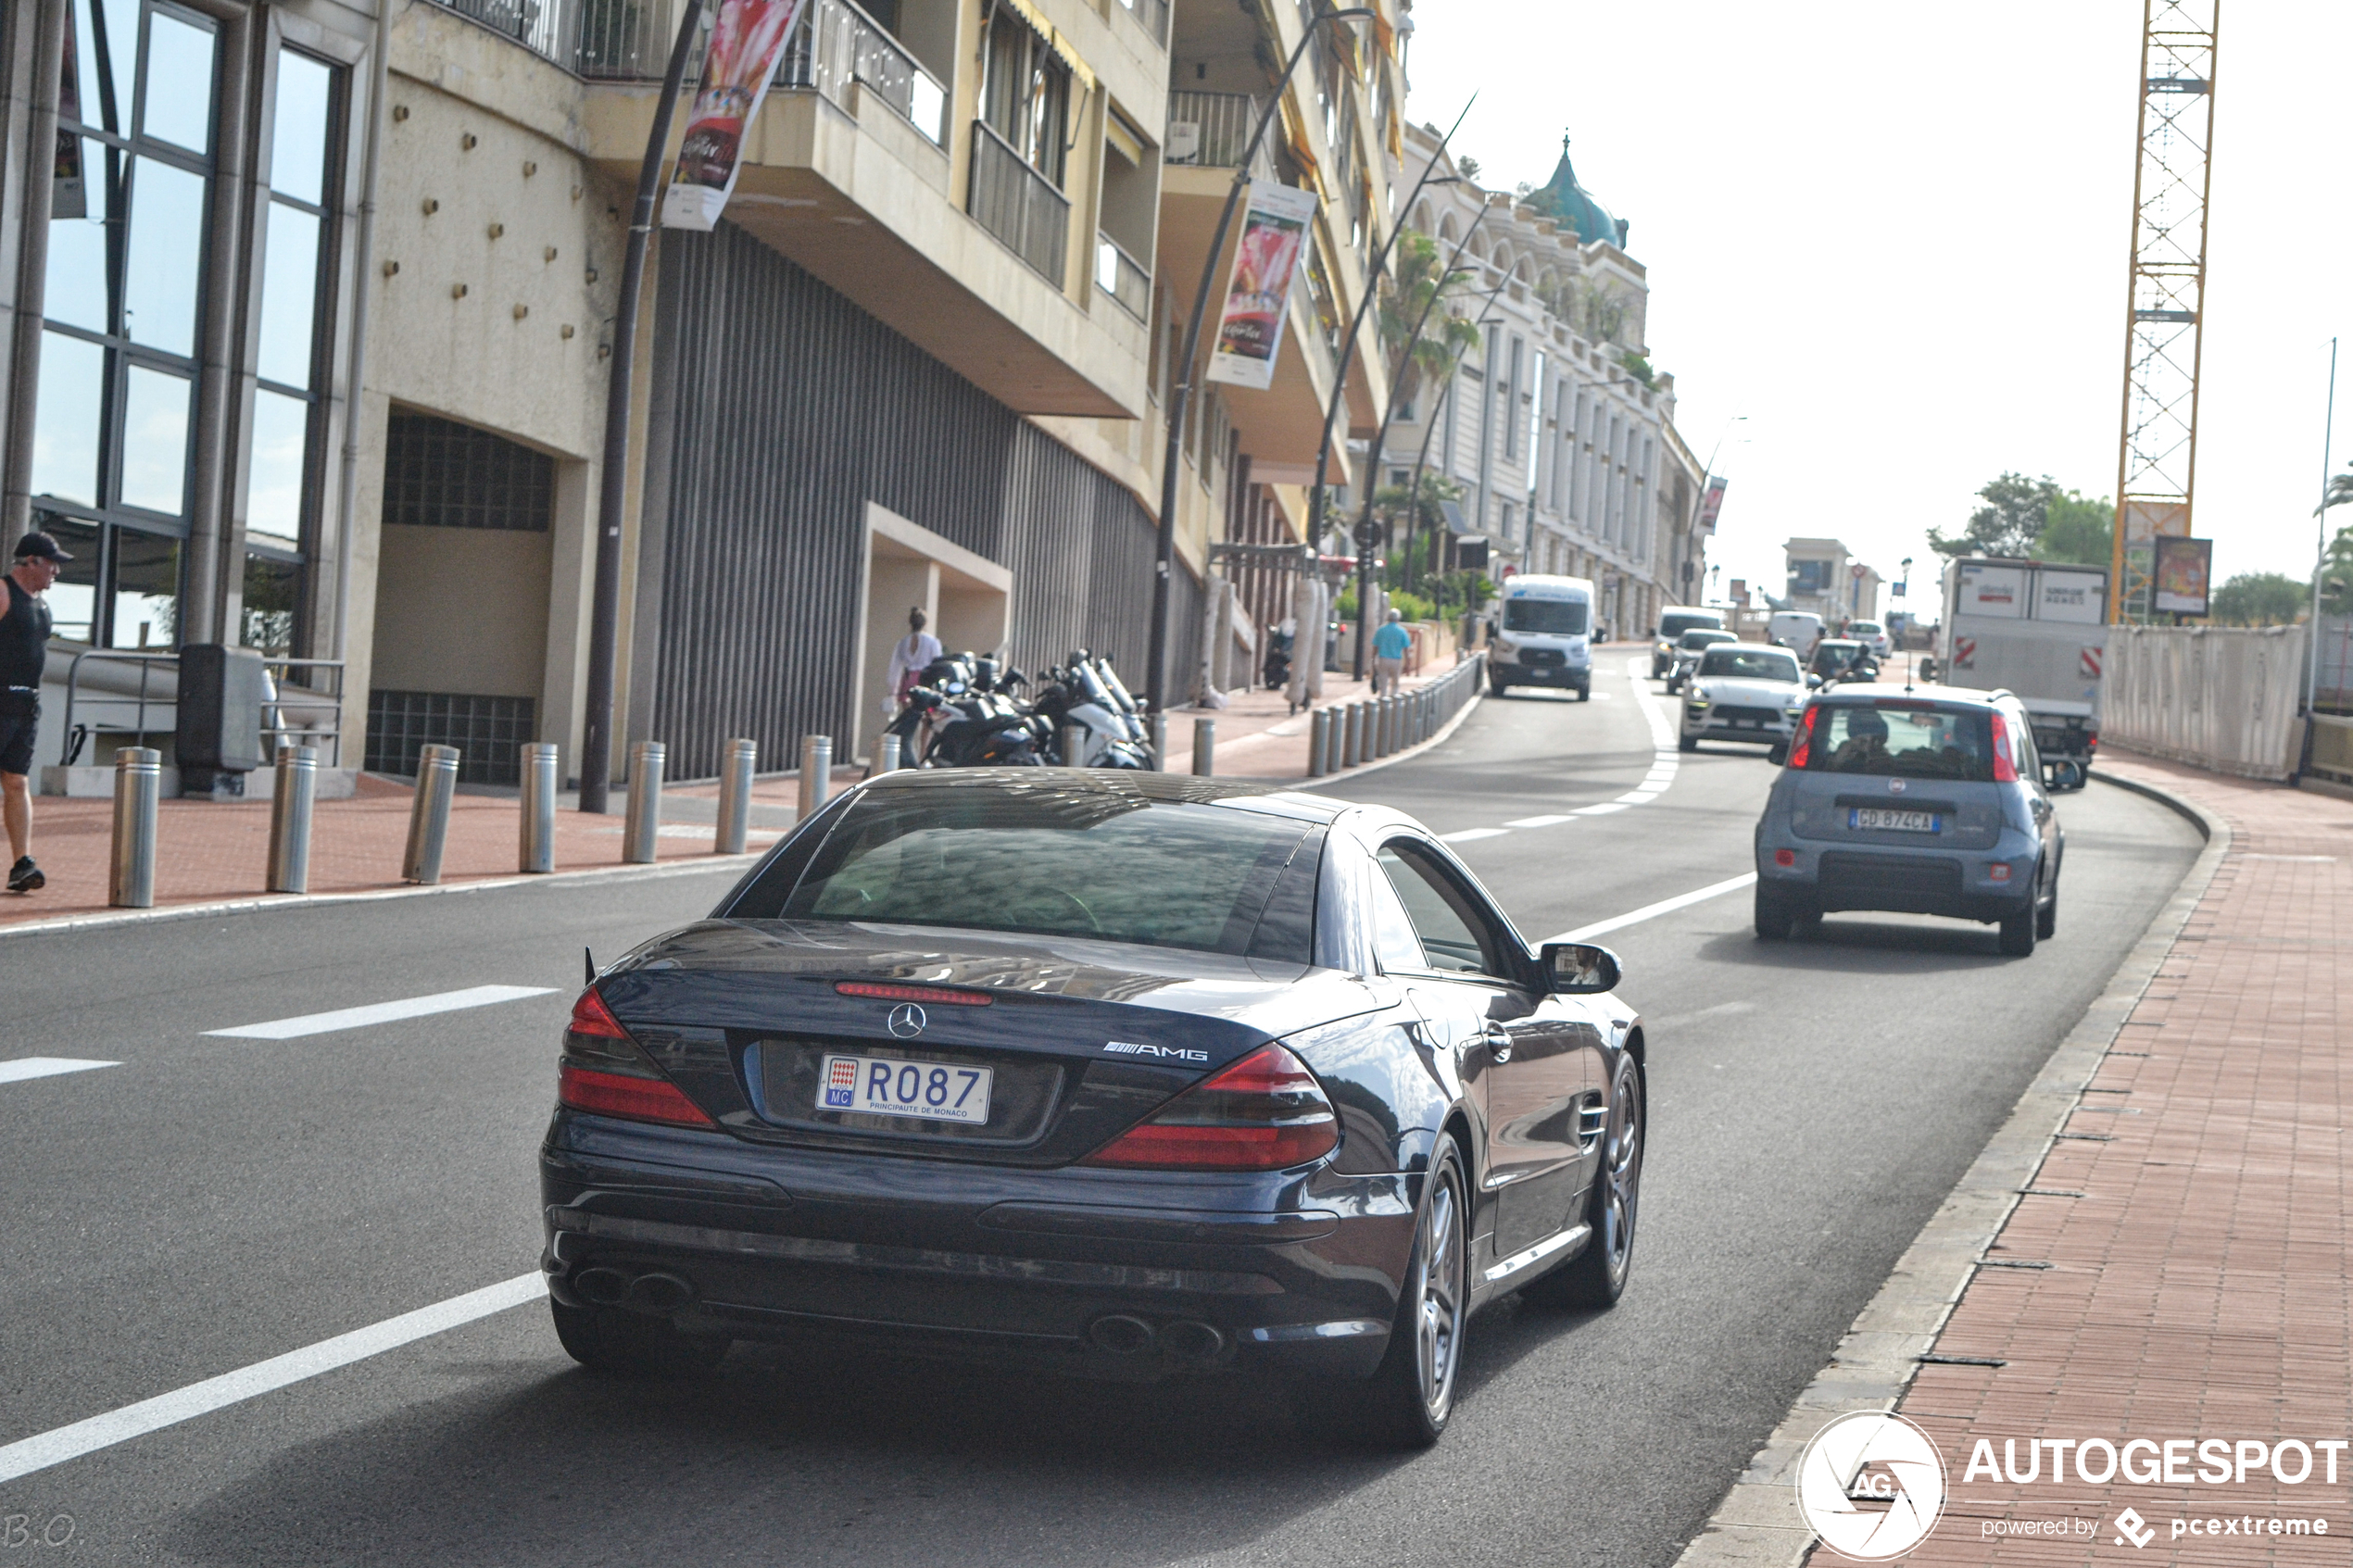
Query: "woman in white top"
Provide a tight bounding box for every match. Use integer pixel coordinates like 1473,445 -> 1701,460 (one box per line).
884,608 -> 944,716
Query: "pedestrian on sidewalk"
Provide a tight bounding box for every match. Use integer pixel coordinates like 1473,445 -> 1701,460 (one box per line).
1,530 -> 70,894
884,608 -> 942,717
1372,608 -> 1411,696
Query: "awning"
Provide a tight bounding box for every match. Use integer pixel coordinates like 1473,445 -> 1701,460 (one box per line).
993,0 -> 1094,99
1440,499 -> 1470,534
1104,106 -> 1145,166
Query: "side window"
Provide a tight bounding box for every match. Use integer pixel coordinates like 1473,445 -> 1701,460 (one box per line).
1363,857 -> 1426,973
1377,844 -> 1509,978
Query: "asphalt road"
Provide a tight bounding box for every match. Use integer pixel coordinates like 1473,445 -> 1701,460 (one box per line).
0,658 -> 2201,1567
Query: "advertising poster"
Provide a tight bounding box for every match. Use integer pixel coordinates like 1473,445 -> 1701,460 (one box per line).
2152,535 -> 2212,615
661,0 -> 809,232
1697,476 -> 1726,531
1204,181 -> 1319,390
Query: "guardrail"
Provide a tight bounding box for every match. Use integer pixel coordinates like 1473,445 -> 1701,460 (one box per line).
2309,714 -> 2353,787
968,121 -> 1069,286
1095,232 -> 1150,321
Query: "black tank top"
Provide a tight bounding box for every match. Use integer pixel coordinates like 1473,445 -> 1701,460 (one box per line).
1,575 -> 52,696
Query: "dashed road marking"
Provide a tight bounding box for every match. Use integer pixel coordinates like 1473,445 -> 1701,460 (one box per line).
206,985 -> 559,1040
0,1058 -> 118,1085
1504,814 -> 1577,828
1429,659 -> 1689,848
1548,872 -> 1760,945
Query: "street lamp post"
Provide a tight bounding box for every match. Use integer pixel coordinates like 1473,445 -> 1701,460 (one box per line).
577,0 -> 707,814
1144,3 -> 1374,716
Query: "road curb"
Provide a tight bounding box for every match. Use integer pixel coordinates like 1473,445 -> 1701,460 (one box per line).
1668,771 -> 2231,1568
0,853 -> 762,944
1295,675 -> 1487,790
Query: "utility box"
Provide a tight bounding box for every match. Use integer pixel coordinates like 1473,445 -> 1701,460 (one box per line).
176,645 -> 268,797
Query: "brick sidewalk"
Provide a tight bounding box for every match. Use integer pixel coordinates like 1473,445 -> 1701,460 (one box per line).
1898,751 -> 2353,1564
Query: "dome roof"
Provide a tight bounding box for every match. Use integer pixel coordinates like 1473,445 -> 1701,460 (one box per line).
1527,134 -> 1628,250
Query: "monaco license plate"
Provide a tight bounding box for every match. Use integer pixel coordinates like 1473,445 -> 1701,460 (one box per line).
1850,808 -> 1940,834
819,1053 -> 994,1125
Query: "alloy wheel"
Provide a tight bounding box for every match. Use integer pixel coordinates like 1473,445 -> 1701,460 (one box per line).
1414,1156 -> 1466,1421
1598,1066 -> 1643,1281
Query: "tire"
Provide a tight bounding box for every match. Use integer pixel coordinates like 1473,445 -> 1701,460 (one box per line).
1346,1137 -> 1469,1449
1522,1055 -> 1643,1310
1755,881 -> 1795,940
1677,734 -> 1697,753
1793,903 -> 1822,938
1997,898 -> 2039,957
1490,674 -> 1511,697
2036,884 -> 2057,940
1577,685 -> 1592,702
550,1298 -> 729,1377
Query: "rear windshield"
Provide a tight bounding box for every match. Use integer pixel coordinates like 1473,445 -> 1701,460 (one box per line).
1803,703 -> 1996,780
1680,630 -> 1737,649
740,782 -> 1318,958
1848,621 -> 1882,635
1659,611 -> 1724,639
1504,596 -> 1588,635
1698,647 -> 1800,682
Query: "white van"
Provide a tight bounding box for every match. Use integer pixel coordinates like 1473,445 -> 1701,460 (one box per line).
1488,575 -> 1595,699
1768,611 -> 1825,659
1652,604 -> 1729,677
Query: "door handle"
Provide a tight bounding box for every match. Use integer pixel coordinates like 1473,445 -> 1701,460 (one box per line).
1482,1024 -> 1513,1063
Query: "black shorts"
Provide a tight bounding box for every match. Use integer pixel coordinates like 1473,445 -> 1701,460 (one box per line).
0,706 -> 36,776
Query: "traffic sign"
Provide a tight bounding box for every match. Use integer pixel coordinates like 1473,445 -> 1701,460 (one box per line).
1852,563 -> 1867,579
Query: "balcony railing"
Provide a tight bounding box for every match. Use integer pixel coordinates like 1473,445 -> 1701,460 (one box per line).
1114,0 -> 1169,45
435,0 -> 587,67
1165,91 -> 1271,176
781,0 -> 949,145
1095,232 -> 1150,321
968,121 -> 1069,287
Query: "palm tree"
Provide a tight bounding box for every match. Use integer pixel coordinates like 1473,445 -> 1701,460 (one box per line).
1377,230 -> 1484,413
2316,471 -> 2353,517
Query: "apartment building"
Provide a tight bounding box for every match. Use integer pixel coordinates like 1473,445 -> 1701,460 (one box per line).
1,0 -> 1407,788
1378,126 -> 1705,639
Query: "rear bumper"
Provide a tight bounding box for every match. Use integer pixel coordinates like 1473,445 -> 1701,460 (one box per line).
1755,839 -> 2042,922
538,1111 -> 1414,1380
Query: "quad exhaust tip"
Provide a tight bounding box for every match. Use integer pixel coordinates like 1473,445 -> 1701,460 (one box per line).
573,1267 -> 631,1306
1088,1314 -> 1226,1361
1088,1314 -> 1156,1355
1160,1320 -> 1227,1361
573,1267 -> 698,1312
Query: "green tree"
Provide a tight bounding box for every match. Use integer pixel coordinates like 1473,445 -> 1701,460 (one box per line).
2320,521 -> 2353,617
2032,490 -> 2113,567
1931,472 -> 2060,558
1378,230 -> 1483,412
2209,572 -> 2310,626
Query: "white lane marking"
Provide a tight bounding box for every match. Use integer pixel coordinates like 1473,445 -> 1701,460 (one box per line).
1616,791 -> 1661,805
206,985 -> 559,1040
1431,659 -> 1680,846
1573,802 -> 1630,817
1649,999 -> 1760,1030
1548,872 -> 1760,945
1504,814 -> 1577,829
0,1273 -> 546,1486
0,1058 -> 118,1085
1626,657 -> 1679,749
1439,827 -> 1511,843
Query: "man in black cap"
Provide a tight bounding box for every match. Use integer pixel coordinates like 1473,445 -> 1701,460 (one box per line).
2,530 -> 71,893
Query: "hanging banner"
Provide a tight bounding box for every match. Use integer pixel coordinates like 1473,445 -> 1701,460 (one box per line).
2152,535 -> 2212,616
53,6 -> 85,220
1697,475 -> 1727,532
661,0 -> 809,232
1204,181 -> 1319,391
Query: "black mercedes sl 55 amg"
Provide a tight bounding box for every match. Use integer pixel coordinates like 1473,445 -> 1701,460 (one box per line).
541,768 -> 1645,1447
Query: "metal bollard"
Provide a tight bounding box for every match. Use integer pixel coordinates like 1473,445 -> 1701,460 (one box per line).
109,746 -> 160,909
1308,709 -> 1331,778
1378,696 -> 1395,758
402,743 -> 460,884
798,734 -> 833,820
715,737 -> 757,855
1342,702 -> 1365,768
878,734 -> 902,773
1191,718 -> 1216,777
623,740 -> 665,864
519,742 -> 559,873
267,744 -> 317,893
1148,711 -> 1168,771
1058,721 -> 1087,769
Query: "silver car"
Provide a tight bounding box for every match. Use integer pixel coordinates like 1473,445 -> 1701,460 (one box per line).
1752,685 -> 2063,956
1665,628 -> 1739,694
1679,645 -> 1806,752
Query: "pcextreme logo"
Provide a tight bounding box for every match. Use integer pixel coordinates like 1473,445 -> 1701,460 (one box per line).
1795,1411 -> 1948,1562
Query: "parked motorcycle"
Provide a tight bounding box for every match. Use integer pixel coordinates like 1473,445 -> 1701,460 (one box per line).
884,650 -> 1155,770
1262,627 -> 1293,692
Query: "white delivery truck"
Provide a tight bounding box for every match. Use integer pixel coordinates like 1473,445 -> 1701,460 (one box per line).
1937,557 -> 2108,778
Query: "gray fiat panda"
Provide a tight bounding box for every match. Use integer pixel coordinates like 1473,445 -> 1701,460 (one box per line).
1753,685 -> 2063,955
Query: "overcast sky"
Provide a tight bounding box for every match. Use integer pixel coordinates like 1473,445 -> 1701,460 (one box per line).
1404,0 -> 2350,617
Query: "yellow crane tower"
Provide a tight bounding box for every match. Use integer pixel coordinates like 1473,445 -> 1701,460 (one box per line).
2108,0 -> 2219,623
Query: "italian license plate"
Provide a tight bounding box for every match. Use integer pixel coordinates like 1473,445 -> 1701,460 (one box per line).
819,1053 -> 993,1125
1849,808 -> 1940,834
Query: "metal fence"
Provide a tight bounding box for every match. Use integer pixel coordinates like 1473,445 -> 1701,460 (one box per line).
1166,91 -> 1270,174
2313,614 -> 2353,713
783,0 -> 949,144
2105,624 -> 2307,781
968,122 -> 1069,286
1095,233 -> 1150,321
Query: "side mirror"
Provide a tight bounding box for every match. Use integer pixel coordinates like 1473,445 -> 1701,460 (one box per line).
2044,759 -> 2086,792
1806,673 -> 1823,689
1540,941 -> 1621,994
1768,739 -> 1792,766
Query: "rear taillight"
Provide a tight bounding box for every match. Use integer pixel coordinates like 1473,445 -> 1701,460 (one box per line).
1082,1045 -> 1339,1172
1788,705 -> 1819,768
1990,711 -> 2020,782
1774,848 -> 1796,868
557,987 -> 717,1129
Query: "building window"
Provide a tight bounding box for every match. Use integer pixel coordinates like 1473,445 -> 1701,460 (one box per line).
366,690 -> 536,784
384,414 -> 555,531
980,10 -> 1069,185
32,0 -> 222,647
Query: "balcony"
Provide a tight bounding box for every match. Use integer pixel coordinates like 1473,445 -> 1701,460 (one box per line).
968,122 -> 1071,288
1164,90 -> 1272,176
1095,233 -> 1150,321
1113,0 -> 1169,46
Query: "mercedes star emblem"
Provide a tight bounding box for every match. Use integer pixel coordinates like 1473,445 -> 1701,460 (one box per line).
887,1003 -> 927,1038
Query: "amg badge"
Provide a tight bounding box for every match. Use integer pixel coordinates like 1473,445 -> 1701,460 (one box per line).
1102,1041 -> 1209,1062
